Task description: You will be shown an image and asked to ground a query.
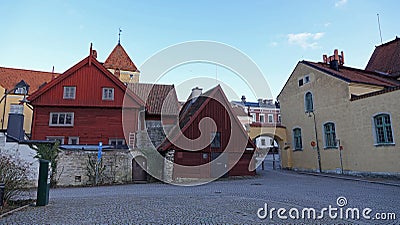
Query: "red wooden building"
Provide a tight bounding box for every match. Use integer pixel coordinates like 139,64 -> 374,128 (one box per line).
28,46 -> 144,147
158,85 -> 257,179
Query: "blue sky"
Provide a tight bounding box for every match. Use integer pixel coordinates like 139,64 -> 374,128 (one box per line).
1,0 -> 399,101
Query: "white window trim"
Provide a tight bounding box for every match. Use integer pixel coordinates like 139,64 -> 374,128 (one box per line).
268,114 -> 274,123
250,113 -> 256,122
292,126 -> 303,151
63,86 -> 76,99
322,121 -> 338,149
46,136 -> 65,144
304,91 -> 314,113
371,112 -> 396,146
102,87 -> 115,100
49,112 -> 74,127
259,114 -> 265,123
68,136 -> 80,145
304,75 -> 310,84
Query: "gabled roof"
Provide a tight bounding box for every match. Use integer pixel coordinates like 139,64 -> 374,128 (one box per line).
0,67 -> 58,93
28,53 -> 145,106
159,85 -> 256,151
127,83 -> 179,115
366,36 -> 400,77
103,44 -> 139,72
303,61 -> 400,87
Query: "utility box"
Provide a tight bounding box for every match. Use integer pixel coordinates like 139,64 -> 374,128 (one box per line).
36,159 -> 51,206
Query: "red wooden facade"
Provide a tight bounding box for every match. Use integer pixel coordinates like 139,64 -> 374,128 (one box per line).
29,49 -> 144,146
159,85 -> 256,178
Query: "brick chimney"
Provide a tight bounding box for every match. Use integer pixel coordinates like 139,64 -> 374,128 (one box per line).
190,87 -> 202,102
323,49 -> 345,71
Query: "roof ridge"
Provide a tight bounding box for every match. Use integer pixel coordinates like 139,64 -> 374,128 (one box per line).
0,66 -> 59,74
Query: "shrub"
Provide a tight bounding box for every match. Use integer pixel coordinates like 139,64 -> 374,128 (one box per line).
0,155 -> 29,205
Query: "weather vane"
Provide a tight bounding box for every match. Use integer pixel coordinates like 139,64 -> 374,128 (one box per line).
118,28 -> 122,44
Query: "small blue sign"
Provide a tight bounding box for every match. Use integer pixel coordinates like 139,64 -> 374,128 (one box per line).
97,142 -> 102,162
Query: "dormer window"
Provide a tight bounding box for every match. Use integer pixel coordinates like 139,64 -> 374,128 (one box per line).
14,87 -> 27,95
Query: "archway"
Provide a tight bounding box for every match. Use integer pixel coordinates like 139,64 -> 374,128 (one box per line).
132,156 -> 148,182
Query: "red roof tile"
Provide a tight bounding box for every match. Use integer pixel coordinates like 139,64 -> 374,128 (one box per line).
0,67 -> 59,93
103,44 -> 138,72
303,61 -> 400,87
366,37 -> 400,77
127,83 -> 179,115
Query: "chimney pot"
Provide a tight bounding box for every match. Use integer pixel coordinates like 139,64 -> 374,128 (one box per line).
190,87 -> 203,100
241,95 -> 246,103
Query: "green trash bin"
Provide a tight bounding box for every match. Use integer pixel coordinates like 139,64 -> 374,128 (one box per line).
36,159 -> 51,206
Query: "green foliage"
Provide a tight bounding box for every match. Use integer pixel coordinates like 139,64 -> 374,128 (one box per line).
0,155 -> 29,205
30,141 -> 60,187
86,155 -> 106,186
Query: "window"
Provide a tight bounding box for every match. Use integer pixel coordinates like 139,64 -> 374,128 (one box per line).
304,75 -> 310,84
102,87 -> 114,100
68,137 -> 79,145
211,132 -> 221,148
278,114 -> 282,123
298,79 -> 304,87
259,114 -> 265,123
260,138 -> 266,146
268,114 -> 274,123
46,136 -> 65,144
49,112 -> 74,126
373,114 -> 394,144
323,122 -> 337,148
250,113 -> 256,122
293,128 -> 302,150
14,87 -> 27,95
63,86 -> 76,99
109,138 -> 125,148
305,92 -> 314,112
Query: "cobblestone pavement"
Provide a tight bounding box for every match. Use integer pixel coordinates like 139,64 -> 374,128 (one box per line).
1,169 -> 399,224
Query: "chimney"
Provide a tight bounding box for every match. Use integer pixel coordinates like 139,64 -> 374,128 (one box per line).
340,51 -> 345,65
257,98 -> 263,104
190,87 -> 202,101
329,49 -> 340,71
241,95 -> 246,103
323,55 -> 328,64
92,50 -> 97,59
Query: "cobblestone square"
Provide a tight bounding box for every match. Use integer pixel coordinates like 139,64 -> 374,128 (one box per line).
1,169 -> 399,224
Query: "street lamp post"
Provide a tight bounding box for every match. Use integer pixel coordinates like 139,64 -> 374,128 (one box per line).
308,111 -> 322,173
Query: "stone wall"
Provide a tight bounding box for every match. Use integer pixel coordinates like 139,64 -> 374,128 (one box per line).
57,149 -> 134,186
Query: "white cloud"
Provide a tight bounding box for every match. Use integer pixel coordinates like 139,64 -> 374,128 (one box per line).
335,0 -> 348,7
287,32 -> 325,49
324,22 -> 331,27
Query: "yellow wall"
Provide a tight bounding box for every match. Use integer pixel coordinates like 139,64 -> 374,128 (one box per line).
278,62 -> 400,176
0,86 -> 33,134
107,69 -> 140,83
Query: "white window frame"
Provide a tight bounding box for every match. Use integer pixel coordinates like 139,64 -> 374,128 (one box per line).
68,136 -> 80,145
322,121 -> 338,149
46,136 -> 65,144
63,86 -> 76,99
102,87 -> 114,100
304,75 -> 310,84
259,114 -> 265,123
372,112 -> 395,146
109,138 -> 125,147
49,112 -> 74,126
268,114 -> 274,123
14,87 -> 27,95
250,113 -> 256,122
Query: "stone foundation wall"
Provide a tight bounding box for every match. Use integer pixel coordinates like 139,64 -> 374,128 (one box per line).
57,149 -> 134,186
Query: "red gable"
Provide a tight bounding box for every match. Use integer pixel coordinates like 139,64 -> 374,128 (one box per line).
28,52 -> 144,108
